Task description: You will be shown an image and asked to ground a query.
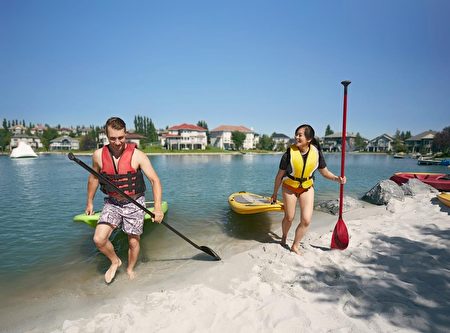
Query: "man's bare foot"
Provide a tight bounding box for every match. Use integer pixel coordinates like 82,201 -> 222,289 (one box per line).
127,269 -> 136,280
290,245 -> 301,255
105,258 -> 122,284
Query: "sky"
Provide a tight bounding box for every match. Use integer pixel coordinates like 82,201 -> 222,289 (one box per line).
1,0 -> 449,139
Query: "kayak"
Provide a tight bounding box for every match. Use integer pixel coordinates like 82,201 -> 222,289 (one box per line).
73,201 -> 169,228
437,192 -> 450,207
389,172 -> 450,191
228,191 -> 284,214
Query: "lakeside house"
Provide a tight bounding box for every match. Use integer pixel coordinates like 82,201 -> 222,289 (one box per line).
321,132 -> 357,152
271,133 -> 291,150
210,125 -> 257,150
97,131 -> 148,148
49,136 -> 79,150
365,133 -> 395,152
162,123 -> 208,150
8,124 -> 28,135
405,130 -> 437,154
30,124 -> 47,136
9,133 -> 43,150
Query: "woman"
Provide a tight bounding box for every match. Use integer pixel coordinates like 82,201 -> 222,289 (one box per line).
271,124 -> 346,254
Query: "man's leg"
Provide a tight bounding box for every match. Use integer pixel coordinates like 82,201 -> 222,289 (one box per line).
127,234 -> 140,280
93,224 -> 122,283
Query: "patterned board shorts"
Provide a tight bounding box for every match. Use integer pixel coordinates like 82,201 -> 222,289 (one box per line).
98,196 -> 146,235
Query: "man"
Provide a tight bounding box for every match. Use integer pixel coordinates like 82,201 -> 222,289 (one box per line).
85,117 -> 164,283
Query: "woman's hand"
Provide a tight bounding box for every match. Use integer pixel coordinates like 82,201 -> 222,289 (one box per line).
271,194 -> 278,204
335,175 -> 347,184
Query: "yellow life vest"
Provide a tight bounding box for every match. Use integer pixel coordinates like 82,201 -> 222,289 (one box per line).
283,144 -> 319,189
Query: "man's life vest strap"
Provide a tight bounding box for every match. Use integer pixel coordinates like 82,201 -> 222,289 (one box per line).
100,169 -> 146,194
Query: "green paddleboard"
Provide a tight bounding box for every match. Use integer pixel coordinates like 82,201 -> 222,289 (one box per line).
73,201 -> 169,228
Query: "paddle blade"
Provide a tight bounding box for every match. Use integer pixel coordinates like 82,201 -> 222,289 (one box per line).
199,246 -> 221,261
331,217 -> 349,250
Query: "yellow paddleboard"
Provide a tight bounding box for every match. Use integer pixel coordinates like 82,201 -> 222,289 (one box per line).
437,192 -> 450,208
228,191 -> 284,215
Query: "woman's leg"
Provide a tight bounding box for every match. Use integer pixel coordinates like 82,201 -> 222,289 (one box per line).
281,188 -> 298,245
291,187 -> 315,254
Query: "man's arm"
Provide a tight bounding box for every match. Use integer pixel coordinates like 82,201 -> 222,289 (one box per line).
85,150 -> 101,215
136,150 -> 164,223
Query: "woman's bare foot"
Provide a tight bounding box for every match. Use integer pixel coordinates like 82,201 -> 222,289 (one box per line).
127,269 -> 136,280
105,258 -> 122,284
290,244 -> 301,255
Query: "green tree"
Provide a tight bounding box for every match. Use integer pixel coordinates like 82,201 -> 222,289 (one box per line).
433,126 -> 450,155
79,130 -> 98,150
257,134 -> 274,151
197,120 -> 208,130
41,128 -> 59,150
325,125 -> 334,136
0,128 -> 11,151
393,129 -> 406,153
197,120 -> 210,144
3,118 -> 8,130
134,115 -> 157,142
231,131 -> 246,150
354,132 -> 366,151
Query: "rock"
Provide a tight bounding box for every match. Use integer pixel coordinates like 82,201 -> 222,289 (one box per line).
315,196 -> 363,215
401,178 -> 439,196
362,179 -> 404,205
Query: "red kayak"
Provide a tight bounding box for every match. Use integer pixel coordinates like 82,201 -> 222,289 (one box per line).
390,172 -> 450,191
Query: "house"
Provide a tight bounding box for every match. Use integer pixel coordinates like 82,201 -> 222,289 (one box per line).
9,133 -> 43,150
322,132 -> 357,152
50,136 -> 79,150
405,130 -> 437,154
365,134 -> 394,152
125,132 -> 147,148
8,124 -> 27,135
77,127 -> 90,136
30,124 -> 47,136
210,125 -> 255,150
97,131 -> 148,148
57,127 -> 73,136
271,133 -> 291,151
163,123 -> 207,150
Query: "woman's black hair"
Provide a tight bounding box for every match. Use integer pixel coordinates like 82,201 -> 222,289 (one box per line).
295,124 -> 322,151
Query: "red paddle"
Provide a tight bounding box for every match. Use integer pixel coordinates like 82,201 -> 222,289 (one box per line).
331,80 -> 351,250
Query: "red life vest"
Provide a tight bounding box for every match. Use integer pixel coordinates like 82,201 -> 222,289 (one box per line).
100,143 -> 146,196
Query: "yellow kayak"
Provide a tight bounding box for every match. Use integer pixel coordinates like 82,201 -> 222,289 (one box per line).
437,192 -> 450,207
228,191 -> 284,215
73,201 -> 169,228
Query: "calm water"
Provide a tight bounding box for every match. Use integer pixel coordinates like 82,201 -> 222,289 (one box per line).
0,153 -> 448,321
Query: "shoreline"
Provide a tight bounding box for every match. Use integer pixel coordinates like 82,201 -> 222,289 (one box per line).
4,193 -> 449,333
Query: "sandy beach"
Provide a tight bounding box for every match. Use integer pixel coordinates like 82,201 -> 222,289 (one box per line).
16,189 -> 443,333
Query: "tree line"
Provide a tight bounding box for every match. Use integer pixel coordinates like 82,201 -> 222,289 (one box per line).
1,118 -> 449,155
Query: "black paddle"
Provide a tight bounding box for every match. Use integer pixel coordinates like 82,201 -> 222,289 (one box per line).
68,152 -> 221,261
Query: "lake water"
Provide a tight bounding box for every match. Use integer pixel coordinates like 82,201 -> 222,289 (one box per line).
0,152 -> 447,329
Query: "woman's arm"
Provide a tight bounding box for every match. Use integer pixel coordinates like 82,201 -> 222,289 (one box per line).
318,167 -> 346,184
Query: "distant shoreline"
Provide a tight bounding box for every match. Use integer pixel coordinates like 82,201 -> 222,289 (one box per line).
1,150 -> 401,157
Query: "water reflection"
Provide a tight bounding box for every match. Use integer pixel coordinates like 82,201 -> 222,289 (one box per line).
224,209 -> 280,243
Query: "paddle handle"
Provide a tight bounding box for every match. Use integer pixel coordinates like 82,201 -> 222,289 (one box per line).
339,80 -> 351,218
